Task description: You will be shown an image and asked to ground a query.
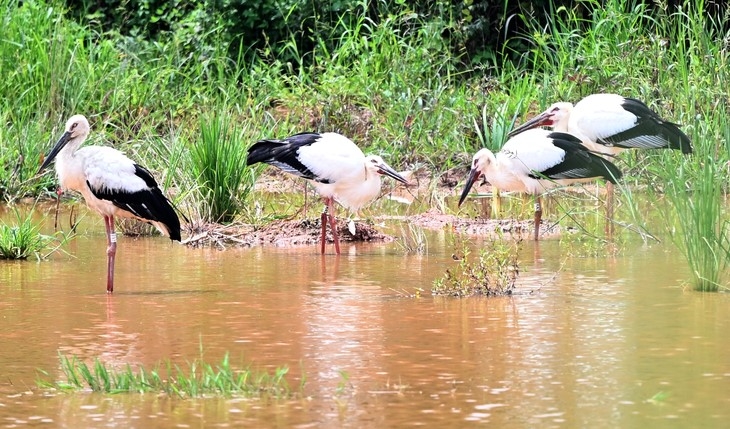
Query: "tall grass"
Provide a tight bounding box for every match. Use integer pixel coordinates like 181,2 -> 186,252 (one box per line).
189,112 -> 260,223
0,0 -> 728,263
665,156 -> 729,291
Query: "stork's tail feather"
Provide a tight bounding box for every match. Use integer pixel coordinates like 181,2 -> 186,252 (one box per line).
661,121 -> 693,154
128,187 -> 182,241
246,140 -> 288,166
592,156 -> 623,184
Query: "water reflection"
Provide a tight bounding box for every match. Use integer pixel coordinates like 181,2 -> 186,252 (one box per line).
1,205 -> 730,428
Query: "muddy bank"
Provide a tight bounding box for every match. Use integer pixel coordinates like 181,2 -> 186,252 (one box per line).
181,208 -> 562,249
182,218 -> 392,249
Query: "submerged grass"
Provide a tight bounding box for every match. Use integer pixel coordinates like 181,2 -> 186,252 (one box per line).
38,353 -> 292,398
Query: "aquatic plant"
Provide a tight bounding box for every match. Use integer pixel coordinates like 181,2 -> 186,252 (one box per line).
395,222 -> 428,254
0,209 -> 59,260
38,353 -> 292,398
432,235 -> 521,297
665,155 -> 729,292
188,112 -> 260,224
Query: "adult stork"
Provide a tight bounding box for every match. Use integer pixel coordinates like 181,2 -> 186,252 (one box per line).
246,132 -> 409,254
458,129 -> 623,241
508,93 -> 692,154
507,93 -> 692,236
38,114 -> 182,293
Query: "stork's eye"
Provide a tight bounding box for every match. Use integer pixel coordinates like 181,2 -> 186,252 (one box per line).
71,123 -> 78,130
370,159 -> 378,164
550,107 -> 560,113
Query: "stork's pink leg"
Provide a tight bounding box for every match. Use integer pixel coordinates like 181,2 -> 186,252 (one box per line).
533,195 -> 542,241
327,199 -> 341,255
104,215 -> 117,293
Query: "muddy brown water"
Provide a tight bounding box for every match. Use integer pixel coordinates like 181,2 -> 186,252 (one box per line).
1,204 -> 730,428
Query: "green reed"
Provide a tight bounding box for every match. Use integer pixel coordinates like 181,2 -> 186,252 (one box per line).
1,0 -> 729,250
665,156 -> 729,292
39,353 -> 292,398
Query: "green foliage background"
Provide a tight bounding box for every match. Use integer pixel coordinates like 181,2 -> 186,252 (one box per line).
1,0 -> 729,288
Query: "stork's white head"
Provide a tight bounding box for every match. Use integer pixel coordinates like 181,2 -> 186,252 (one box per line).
363,155 -> 409,185
64,114 -> 91,140
458,148 -> 496,206
508,102 -> 574,137
38,114 -> 91,173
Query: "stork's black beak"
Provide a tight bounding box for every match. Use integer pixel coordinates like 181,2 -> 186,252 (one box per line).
508,111 -> 553,138
458,168 -> 481,207
377,163 -> 409,185
38,131 -> 72,173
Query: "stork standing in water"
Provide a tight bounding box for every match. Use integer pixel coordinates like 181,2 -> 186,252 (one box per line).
459,129 -> 623,241
508,93 -> 692,235
246,132 -> 409,254
38,115 -> 182,293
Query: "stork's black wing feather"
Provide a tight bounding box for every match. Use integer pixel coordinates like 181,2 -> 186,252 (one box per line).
246,132 -> 332,183
597,98 -> 692,153
89,164 -> 182,241
532,134 -> 623,184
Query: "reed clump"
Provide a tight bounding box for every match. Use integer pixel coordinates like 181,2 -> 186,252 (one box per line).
665,156 -> 729,292
189,113 -> 261,223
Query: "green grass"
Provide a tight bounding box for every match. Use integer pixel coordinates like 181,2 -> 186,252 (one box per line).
188,111 -> 261,223
0,208 -> 69,260
665,156 -> 729,292
0,0 -> 729,283
38,353 -> 292,398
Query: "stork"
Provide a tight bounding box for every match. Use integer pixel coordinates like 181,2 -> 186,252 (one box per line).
508,93 -> 692,236
459,129 -> 623,241
246,132 -> 409,254
508,93 -> 692,154
37,114 -> 182,293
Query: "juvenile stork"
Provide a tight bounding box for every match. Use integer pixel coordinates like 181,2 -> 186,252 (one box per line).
246,132 -> 409,254
38,114 -> 182,293
459,129 -> 623,241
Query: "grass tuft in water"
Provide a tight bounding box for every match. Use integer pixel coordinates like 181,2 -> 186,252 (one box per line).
38,353 -> 292,398
395,222 -> 427,254
0,209 -> 62,260
665,155 -> 729,292
432,235 -> 521,297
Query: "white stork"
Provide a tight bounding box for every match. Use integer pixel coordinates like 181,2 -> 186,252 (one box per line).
508,93 -> 693,155
458,129 -> 623,241
37,114 -> 182,293
507,93 -> 692,236
246,132 -> 409,254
